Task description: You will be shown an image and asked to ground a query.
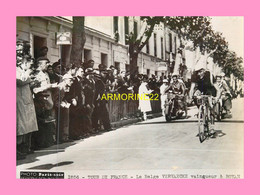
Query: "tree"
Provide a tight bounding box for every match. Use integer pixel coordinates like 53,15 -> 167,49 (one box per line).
222,51 -> 244,81
166,16 -> 214,73
166,17 -> 231,73
166,16 -> 213,48
70,17 -> 86,68
127,16 -> 216,75
126,17 -> 164,75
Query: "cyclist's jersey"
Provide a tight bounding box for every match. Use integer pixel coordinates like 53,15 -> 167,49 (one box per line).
191,71 -> 216,97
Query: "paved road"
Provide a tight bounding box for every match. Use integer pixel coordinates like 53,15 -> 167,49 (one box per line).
17,98 -> 244,178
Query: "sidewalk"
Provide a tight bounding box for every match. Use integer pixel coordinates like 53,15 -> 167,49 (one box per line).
17,112 -> 163,166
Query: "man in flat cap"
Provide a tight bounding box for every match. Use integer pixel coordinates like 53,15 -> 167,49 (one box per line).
92,65 -> 112,132
31,57 -> 56,149
82,68 -> 96,135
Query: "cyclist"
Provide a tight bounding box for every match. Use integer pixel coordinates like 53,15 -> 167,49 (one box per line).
164,73 -> 186,117
214,73 -> 232,118
189,67 -> 220,134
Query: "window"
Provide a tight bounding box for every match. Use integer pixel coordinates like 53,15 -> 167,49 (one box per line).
113,16 -> 119,34
161,37 -> 164,59
147,69 -> 150,77
154,33 -> 157,57
115,62 -> 120,71
155,71 -> 158,76
169,33 -> 172,52
134,21 -> 138,38
84,49 -> 92,63
146,39 -> 150,54
113,16 -> 119,42
124,16 -> 129,43
125,64 -> 130,73
33,35 -> 47,59
101,53 -> 108,67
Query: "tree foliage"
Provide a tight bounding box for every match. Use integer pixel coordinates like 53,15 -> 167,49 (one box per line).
166,16 -> 243,80
125,16 -> 243,80
127,17 -> 164,55
126,16 -> 164,74
223,51 -> 244,81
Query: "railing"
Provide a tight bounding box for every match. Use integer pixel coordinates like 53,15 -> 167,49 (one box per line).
107,93 -> 162,123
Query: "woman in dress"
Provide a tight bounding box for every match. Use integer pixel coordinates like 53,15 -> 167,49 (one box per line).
138,75 -> 153,121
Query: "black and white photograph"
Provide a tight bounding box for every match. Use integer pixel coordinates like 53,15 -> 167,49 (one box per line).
16,16 -> 244,179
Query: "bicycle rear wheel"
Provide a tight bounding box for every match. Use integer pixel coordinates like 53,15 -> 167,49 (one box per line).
198,105 -> 206,143
216,102 -> 222,121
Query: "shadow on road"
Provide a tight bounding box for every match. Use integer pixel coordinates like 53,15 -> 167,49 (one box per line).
212,129 -> 226,138
16,141 -> 77,166
17,129 -> 120,167
196,129 -> 226,143
28,161 -> 74,170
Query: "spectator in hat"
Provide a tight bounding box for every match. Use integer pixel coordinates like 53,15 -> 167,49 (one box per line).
16,40 -> 24,53
31,57 -> 56,149
98,64 -> 107,71
16,50 -> 38,160
23,41 -> 31,56
117,71 -> 130,94
68,68 -> 87,139
51,61 -> 70,143
51,61 -> 63,83
82,68 -> 96,134
109,65 -> 115,71
92,68 -> 112,132
54,73 -> 74,143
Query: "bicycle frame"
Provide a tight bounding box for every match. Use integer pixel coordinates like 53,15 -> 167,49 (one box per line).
196,95 -> 214,143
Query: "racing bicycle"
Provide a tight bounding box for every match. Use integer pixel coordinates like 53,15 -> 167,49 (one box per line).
194,95 -> 215,143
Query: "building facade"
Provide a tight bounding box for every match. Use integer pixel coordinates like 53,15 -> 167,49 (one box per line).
16,16 -> 182,77
17,16 -> 225,79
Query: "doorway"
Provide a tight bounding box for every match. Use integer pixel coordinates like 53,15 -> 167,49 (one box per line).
33,35 -> 47,59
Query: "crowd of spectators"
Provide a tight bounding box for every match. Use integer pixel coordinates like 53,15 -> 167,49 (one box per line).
16,41 -> 242,161
16,42 -> 175,160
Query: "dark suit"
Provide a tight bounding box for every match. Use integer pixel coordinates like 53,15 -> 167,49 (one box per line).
92,77 -> 111,131
82,77 -> 96,134
69,78 -> 86,139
